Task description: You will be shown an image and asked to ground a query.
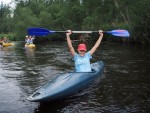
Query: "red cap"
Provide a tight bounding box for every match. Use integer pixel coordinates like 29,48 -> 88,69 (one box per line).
78,44 -> 87,51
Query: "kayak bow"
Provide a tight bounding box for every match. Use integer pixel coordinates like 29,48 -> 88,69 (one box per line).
25,44 -> 35,49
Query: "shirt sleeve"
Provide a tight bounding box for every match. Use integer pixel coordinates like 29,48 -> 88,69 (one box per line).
86,51 -> 92,59
74,53 -> 78,61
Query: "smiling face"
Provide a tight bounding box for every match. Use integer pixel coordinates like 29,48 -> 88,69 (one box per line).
77,44 -> 87,56
78,50 -> 86,56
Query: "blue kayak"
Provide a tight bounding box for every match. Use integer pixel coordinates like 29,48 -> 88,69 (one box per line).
27,60 -> 104,102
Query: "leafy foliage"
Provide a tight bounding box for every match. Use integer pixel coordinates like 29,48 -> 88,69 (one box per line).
0,0 -> 149,43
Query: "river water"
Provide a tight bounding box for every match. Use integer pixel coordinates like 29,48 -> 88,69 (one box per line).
0,41 -> 149,113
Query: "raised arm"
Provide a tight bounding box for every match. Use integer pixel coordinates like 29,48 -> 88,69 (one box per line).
89,30 -> 103,55
66,30 -> 76,56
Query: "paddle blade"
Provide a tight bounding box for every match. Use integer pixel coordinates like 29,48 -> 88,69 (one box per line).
106,30 -> 130,38
27,28 -> 55,36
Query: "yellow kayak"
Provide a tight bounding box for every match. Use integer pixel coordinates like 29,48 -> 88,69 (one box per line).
25,44 -> 35,49
2,42 -> 14,47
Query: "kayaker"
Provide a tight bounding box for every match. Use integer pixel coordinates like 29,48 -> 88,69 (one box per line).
25,36 -> 35,44
2,37 -> 9,43
66,30 -> 103,72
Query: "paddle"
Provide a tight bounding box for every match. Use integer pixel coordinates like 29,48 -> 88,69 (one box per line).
27,27 -> 130,37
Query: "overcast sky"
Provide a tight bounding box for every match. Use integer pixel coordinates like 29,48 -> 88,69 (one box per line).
0,0 -> 15,8
0,0 -> 11,4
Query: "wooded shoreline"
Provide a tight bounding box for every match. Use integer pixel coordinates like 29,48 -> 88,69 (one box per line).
0,0 -> 150,45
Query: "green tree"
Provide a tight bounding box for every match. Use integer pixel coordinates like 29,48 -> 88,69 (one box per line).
9,0 -> 150,43
13,6 -> 39,40
0,2 -> 13,33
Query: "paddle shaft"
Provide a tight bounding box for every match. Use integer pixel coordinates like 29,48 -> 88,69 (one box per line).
55,31 -> 102,34
54,30 -> 130,38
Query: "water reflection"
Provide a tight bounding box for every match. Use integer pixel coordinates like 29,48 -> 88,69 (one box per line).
0,42 -> 37,113
25,47 -> 35,58
0,45 -> 14,57
0,41 -> 149,113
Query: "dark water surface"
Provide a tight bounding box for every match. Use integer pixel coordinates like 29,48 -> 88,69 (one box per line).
0,41 -> 149,113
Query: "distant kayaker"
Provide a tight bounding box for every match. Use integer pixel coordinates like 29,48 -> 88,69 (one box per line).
2,37 -> 9,43
25,36 -> 35,44
66,30 -> 103,72
25,35 -> 28,42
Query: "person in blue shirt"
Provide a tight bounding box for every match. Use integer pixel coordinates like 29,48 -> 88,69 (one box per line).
66,30 -> 103,72
25,36 -> 35,44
